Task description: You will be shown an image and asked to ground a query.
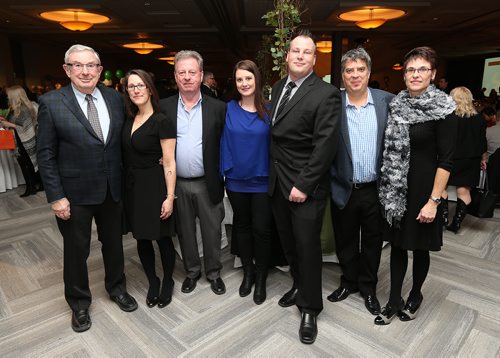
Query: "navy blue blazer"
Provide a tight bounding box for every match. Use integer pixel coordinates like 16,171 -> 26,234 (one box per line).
37,84 -> 125,205
159,94 -> 226,204
330,88 -> 394,209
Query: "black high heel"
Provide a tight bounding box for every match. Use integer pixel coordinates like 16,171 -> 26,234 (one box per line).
374,298 -> 404,325
146,277 -> 160,308
398,294 -> 423,321
158,278 -> 174,308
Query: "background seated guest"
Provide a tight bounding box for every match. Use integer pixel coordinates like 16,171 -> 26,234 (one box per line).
122,69 -> 177,308
442,87 -> 487,233
376,46 -> 457,325
0,85 -> 41,196
220,60 -> 272,305
484,107 -> 500,198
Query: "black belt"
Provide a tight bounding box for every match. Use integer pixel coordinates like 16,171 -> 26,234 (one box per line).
352,181 -> 376,190
178,176 -> 205,181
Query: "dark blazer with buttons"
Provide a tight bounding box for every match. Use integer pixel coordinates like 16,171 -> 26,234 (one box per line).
159,94 -> 225,204
37,83 -> 125,205
329,88 -> 394,210
269,73 -> 341,200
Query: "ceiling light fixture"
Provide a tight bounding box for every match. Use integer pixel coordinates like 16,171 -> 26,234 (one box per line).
122,42 -> 164,55
158,55 -> 176,65
392,63 -> 403,70
316,40 -> 332,54
40,10 -> 109,31
338,8 -> 405,30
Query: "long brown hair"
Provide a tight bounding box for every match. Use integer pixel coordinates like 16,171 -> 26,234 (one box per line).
233,60 -> 267,120
123,69 -> 160,118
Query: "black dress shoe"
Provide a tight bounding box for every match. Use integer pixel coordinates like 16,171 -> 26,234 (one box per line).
209,277 -> 226,295
327,286 -> 359,302
398,294 -> 423,321
299,312 -> 318,344
110,292 -> 138,312
71,309 -> 91,333
364,294 -> 381,315
278,287 -> 298,307
146,277 -> 160,308
158,279 -> 174,308
374,299 -> 404,325
146,296 -> 159,308
181,273 -> 201,293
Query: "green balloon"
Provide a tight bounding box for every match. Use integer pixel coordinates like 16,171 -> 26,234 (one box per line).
104,70 -> 113,80
115,69 -> 124,79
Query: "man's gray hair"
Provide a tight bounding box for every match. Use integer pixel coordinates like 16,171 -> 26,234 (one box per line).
64,44 -> 101,64
341,47 -> 372,73
174,50 -> 204,71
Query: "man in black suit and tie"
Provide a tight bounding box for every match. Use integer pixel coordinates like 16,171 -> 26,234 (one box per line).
37,44 -> 137,333
328,48 -> 394,315
159,51 -> 226,296
269,30 -> 341,344
201,71 -> 218,98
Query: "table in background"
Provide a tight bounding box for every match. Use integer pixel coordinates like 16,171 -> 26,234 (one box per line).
0,149 -> 25,193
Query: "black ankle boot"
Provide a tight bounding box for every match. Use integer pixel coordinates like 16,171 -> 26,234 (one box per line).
447,198 -> 467,233
239,264 -> 255,297
441,197 -> 449,227
253,270 -> 267,305
146,276 -> 160,308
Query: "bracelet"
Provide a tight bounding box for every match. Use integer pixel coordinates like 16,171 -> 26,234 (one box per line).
166,194 -> 177,199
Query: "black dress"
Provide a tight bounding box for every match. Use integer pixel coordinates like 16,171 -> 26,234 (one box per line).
448,113 -> 487,187
122,112 -> 176,240
384,115 -> 457,251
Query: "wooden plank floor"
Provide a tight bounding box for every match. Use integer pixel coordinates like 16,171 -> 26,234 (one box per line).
0,187 -> 499,357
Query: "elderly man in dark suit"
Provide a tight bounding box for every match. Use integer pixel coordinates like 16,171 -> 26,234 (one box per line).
37,44 -> 137,333
269,30 -> 341,344
329,47 -> 394,316
159,50 -> 226,296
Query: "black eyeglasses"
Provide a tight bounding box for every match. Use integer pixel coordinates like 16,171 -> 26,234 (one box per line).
127,84 -> 147,91
404,67 -> 432,75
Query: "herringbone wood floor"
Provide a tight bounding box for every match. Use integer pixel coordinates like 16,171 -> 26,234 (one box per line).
0,187 -> 499,357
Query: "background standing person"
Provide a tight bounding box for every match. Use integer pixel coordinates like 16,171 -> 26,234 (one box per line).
376,46 -> 457,325
159,50 -> 227,296
269,30 -> 341,344
122,69 -> 177,308
328,48 -> 394,316
0,85 -> 41,196
442,87 -> 487,233
220,60 -> 271,305
37,44 -> 137,333
201,71 -> 218,98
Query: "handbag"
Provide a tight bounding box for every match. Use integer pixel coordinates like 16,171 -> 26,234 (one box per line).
468,170 -> 496,218
0,129 -> 15,150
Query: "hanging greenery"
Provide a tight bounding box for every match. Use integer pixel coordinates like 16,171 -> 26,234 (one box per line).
261,0 -> 304,78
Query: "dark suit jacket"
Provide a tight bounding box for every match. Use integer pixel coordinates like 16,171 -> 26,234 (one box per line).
269,73 -> 341,200
159,94 -> 225,204
201,84 -> 217,98
37,84 -> 125,205
329,88 -> 394,209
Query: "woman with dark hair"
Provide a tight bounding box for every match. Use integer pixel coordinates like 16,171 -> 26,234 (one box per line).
442,87 -> 487,233
220,60 -> 271,304
122,69 -> 177,308
0,85 -> 40,196
375,47 -> 457,324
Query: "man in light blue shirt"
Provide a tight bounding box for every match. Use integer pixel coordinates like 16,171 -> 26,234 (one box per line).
329,48 -> 394,315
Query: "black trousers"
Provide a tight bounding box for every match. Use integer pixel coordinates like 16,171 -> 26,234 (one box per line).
271,192 -> 325,315
226,190 -> 272,271
56,188 -> 126,311
331,184 -> 383,295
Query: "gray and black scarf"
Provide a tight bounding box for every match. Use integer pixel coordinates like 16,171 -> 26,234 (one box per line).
379,84 -> 456,226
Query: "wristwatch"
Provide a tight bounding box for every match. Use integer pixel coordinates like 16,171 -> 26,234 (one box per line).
429,196 -> 441,204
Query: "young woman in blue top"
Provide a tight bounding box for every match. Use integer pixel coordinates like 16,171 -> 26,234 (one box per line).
220,60 -> 271,304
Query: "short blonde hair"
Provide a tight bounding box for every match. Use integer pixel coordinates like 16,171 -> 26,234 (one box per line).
450,86 -> 477,117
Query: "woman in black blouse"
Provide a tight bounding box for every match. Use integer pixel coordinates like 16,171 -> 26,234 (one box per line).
376,47 -> 457,324
122,69 -> 177,308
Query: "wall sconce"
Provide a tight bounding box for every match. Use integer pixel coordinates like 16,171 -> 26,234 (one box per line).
338,8 -> 406,29
316,41 -> 332,54
392,63 -> 403,70
122,42 -> 164,55
40,10 -> 109,31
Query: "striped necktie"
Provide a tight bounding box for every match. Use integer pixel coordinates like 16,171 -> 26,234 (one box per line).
86,94 -> 104,142
274,81 -> 296,122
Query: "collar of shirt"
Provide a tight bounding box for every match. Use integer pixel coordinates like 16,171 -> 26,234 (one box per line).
285,71 -> 313,91
71,84 -> 101,107
179,92 -> 203,112
345,88 -> 374,109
